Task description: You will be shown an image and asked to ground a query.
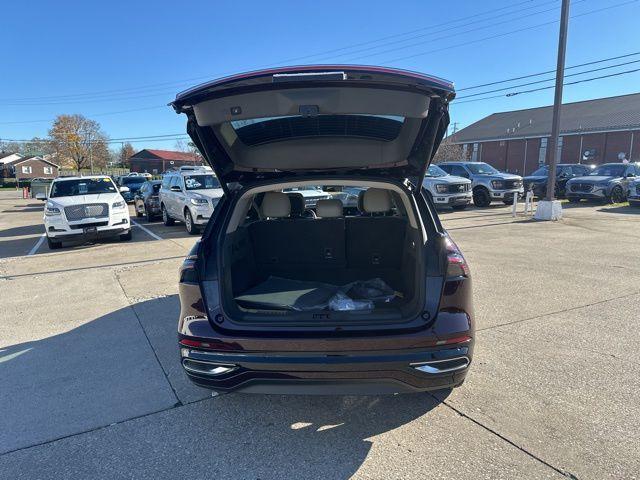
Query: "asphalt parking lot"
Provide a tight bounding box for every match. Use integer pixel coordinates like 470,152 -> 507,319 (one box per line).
1,189 -> 639,479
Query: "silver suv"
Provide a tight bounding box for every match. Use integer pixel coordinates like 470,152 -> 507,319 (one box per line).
438,161 -> 523,207
159,166 -> 224,234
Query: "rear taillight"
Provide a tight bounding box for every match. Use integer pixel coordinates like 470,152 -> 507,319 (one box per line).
445,236 -> 470,278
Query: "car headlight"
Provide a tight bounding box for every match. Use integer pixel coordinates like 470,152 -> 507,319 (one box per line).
435,184 -> 448,194
45,201 -> 61,216
112,200 -> 126,209
491,180 -> 505,189
190,197 -> 208,205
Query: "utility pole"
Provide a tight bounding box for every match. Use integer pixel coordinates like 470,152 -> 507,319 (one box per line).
536,0 -> 570,220
88,131 -> 94,174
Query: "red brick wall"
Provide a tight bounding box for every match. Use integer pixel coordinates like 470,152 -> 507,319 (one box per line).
505,139 -> 526,174
604,131 -> 633,162
560,135 -> 581,163
479,140 -> 508,170
632,131 -> 640,162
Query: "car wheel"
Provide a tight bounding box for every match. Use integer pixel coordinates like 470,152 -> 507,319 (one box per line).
46,235 -> 62,250
162,205 -> 175,226
135,202 -> 144,217
609,186 -> 625,204
184,209 -> 199,235
120,230 -> 132,241
146,210 -> 155,222
473,188 -> 491,207
451,204 -> 468,211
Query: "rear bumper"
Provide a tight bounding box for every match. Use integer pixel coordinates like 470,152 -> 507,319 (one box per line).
179,343 -> 472,394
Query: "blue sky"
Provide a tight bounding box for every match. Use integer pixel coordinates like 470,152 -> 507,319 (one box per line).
2,0 -> 639,151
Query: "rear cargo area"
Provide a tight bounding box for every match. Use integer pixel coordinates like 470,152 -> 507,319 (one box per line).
221,187 -> 424,319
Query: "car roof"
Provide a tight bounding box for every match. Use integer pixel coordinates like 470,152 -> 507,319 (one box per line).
53,175 -> 111,182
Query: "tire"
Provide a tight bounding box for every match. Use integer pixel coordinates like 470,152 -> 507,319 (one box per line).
609,186 -> 625,204
119,230 -> 132,241
162,205 -> 175,226
146,210 -> 155,222
184,209 -> 199,235
568,197 -> 580,203
451,204 -> 468,211
135,203 -> 144,217
472,188 -> 491,208
46,235 -> 62,250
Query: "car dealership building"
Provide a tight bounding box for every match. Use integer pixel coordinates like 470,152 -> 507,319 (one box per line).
451,92 -> 640,175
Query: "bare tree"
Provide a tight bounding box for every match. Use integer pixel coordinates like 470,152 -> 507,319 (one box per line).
48,114 -> 110,171
117,142 -> 136,167
432,136 -> 463,163
174,138 -> 202,159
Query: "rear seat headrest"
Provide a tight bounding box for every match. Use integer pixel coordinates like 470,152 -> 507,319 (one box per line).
261,192 -> 291,218
363,188 -> 392,213
316,199 -> 343,218
286,193 -> 305,217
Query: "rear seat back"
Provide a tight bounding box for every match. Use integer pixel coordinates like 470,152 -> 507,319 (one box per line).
346,189 -> 406,268
250,193 -> 345,269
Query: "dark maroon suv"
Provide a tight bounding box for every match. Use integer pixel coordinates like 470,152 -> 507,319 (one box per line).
171,66 -> 474,395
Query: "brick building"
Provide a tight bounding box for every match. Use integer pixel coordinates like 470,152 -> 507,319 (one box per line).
128,149 -> 203,174
0,155 -> 59,182
451,93 -> 640,175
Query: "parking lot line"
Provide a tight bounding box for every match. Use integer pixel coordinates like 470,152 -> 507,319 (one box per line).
131,220 -> 163,241
27,234 -> 46,256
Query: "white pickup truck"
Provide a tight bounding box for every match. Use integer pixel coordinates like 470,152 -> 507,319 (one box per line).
422,164 -> 472,210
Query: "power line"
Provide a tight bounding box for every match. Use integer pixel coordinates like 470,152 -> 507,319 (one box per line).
380,0 -> 638,64
457,50 -> 640,91
453,67 -> 640,104
457,57 -> 640,99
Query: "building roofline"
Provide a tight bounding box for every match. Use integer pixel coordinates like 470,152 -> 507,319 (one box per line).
452,125 -> 640,144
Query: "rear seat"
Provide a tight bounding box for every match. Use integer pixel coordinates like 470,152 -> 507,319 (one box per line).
249,190 -> 406,279
346,188 -> 406,268
249,193 -> 345,270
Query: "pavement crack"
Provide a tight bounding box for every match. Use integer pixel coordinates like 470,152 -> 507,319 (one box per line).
0,396 -> 212,458
113,270 -> 182,406
478,290 -> 640,332
432,395 -> 579,479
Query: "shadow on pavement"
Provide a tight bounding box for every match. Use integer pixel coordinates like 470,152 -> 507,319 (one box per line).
0,224 -> 44,238
597,204 -> 640,214
0,296 -> 447,478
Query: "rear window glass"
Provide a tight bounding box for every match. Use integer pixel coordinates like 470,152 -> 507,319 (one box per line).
230,114 -> 405,146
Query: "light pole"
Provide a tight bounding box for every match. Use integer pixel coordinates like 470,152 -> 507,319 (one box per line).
536,0 -> 571,220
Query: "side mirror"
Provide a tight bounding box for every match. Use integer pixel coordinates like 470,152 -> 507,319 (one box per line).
170,185 -> 182,192
119,186 -> 130,193
35,193 -> 46,201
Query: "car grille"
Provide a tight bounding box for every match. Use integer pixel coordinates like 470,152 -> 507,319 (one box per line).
571,183 -> 593,193
64,203 -> 109,220
505,180 -> 522,189
69,221 -> 109,230
447,183 -> 470,193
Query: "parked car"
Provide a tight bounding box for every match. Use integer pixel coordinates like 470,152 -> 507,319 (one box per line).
159,166 -> 224,234
628,178 -> 640,207
565,162 -> 640,203
117,175 -> 147,203
438,161 -> 523,207
423,164 -> 472,210
133,180 -> 162,221
329,186 -> 368,214
41,176 -> 131,249
523,163 -> 593,198
282,186 -> 332,209
170,65 -> 474,395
